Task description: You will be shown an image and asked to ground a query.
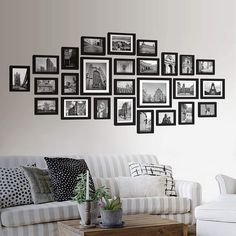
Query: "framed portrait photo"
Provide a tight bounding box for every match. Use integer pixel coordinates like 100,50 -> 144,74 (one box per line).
137,78 -> 172,108
137,40 -> 157,57
180,55 -> 194,75
34,98 -> 58,115
114,59 -> 135,75
81,36 -> 106,56
61,73 -> 79,95
107,32 -> 136,55
137,110 -> 154,134
32,55 -> 59,74
61,47 -> 79,70
198,102 -> 217,118
178,102 -> 195,125
137,58 -> 159,76
80,57 -> 112,95
196,59 -> 215,75
200,79 -> 225,99
114,79 -> 135,95
161,52 -> 178,76
94,97 -> 111,120
34,78 -> 58,95
156,110 -> 176,126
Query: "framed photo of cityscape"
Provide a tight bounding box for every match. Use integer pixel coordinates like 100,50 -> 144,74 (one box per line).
173,79 -> 199,99
80,57 -> 112,95
137,110 -> 154,134
34,98 -> 58,115
32,55 -> 59,74
61,73 -> 79,95
114,59 -> 135,75
61,47 -> 79,70
161,52 -> 178,76
180,55 -> 194,75
178,102 -> 195,125
9,65 -> 30,92
107,32 -> 136,55
137,78 -> 172,108
156,110 -> 176,126
137,58 -> 159,76
198,102 -> 217,118
34,78 -> 58,95
200,79 -> 225,99
196,59 -> 215,75
81,36 -> 106,56
114,79 -> 135,95
137,40 -> 157,57
94,97 -> 111,119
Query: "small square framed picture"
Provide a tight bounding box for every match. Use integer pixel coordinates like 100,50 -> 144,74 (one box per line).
114,59 -> 135,75
61,47 -> 79,70
156,110 -> 176,126
34,78 -> 58,95
137,110 -> 154,134
137,58 -> 159,76
173,79 -> 199,99
9,66 -> 30,92
198,102 -> 217,118
32,55 -> 59,74
200,79 -> 225,99
196,59 -> 215,75
161,52 -> 178,76
178,102 -> 195,125
81,36 -> 106,56
180,55 -> 194,75
137,40 -> 157,57
94,98 -> 111,119
61,73 -> 79,95
34,98 -> 58,115
114,79 -> 135,95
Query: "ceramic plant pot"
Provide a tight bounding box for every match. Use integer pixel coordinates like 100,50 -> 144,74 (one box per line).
78,201 -> 99,225
100,208 -> 123,226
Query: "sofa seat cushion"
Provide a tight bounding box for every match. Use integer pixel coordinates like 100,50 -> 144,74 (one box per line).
1,201 -> 79,227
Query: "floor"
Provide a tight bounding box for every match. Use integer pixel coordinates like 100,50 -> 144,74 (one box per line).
188,225 -> 196,236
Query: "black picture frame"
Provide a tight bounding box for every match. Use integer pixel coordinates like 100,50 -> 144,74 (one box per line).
200,79 -> 225,99
61,73 -> 79,95
114,79 -> 135,95
61,47 -> 79,70
34,98 -> 58,115
114,59 -> 135,75
107,32 -> 136,55
137,39 -> 158,57
32,55 -> 59,74
178,102 -> 195,125
9,65 -> 30,92
196,59 -> 215,75
94,97 -> 111,120
34,78 -> 58,95
156,110 -> 176,126
137,58 -> 159,76
81,36 -> 106,56
180,55 -> 195,75
137,110 -> 154,134
198,102 -> 217,118
161,52 -> 178,76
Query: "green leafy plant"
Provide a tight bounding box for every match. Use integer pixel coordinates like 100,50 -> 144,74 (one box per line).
99,196 -> 122,210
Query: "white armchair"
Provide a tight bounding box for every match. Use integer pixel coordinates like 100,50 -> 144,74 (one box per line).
215,174 -> 236,194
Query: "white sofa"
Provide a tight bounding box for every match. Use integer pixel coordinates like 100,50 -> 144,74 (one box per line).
0,154 -> 201,236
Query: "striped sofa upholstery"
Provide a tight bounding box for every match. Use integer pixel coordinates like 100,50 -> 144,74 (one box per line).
0,155 -> 201,236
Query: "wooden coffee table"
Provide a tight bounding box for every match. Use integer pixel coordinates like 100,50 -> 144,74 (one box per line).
58,214 -> 188,236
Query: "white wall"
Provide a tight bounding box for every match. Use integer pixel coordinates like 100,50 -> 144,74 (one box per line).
0,0 -> 236,202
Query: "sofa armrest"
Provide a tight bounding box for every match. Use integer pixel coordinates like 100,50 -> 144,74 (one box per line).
215,174 -> 236,194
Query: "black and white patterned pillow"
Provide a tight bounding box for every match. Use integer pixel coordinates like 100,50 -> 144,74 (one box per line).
129,162 -> 177,196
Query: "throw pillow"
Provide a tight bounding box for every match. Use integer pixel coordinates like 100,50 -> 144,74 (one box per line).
129,162 -> 177,196
44,157 -> 95,201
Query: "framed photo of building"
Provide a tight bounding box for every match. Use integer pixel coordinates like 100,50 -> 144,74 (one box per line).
94,97 -> 111,119
137,110 -> 154,134
137,78 -> 172,108
34,98 -> 58,115
180,55 -> 194,75
32,55 -> 59,74
114,97 -> 136,126
200,79 -> 225,99
114,79 -> 135,95
156,110 -> 176,126
137,40 -> 157,57
198,102 -> 217,118
81,36 -> 106,56
61,47 -> 79,70
61,97 -> 91,120
34,78 -> 58,95
137,58 -> 159,76
9,66 -> 30,92
196,59 -> 215,75
173,79 -> 199,99
107,32 -> 136,55
114,59 -> 135,75
161,52 -> 178,76
80,57 -> 112,95
178,102 -> 195,125
61,73 -> 79,95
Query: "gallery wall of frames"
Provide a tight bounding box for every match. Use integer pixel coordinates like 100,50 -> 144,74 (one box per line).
9,32 -> 225,134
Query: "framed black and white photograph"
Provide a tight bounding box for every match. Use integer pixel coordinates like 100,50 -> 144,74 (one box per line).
9,66 -> 30,92
61,97 -> 91,120
137,110 -> 154,134
137,78 -> 172,108
161,52 -> 178,76
137,58 -> 159,75
34,78 -> 58,95
198,102 -> 217,118
137,40 -> 157,57
114,59 -> 135,75
34,98 -> 58,115
81,36 -> 106,55
61,73 -> 79,95
94,98 -> 111,120
32,55 -> 59,74
80,57 -> 112,95
180,55 -> 194,75
178,102 -> 195,125
173,79 -> 199,99
114,79 -> 135,95
200,79 -> 225,99
61,47 -> 79,70
196,59 -> 215,75
156,110 -> 176,126
114,97 -> 136,126
107,32 -> 136,55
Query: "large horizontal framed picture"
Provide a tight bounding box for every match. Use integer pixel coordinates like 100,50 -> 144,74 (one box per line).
94,97 -> 111,120
114,97 -> 136,126
196,59 -> 215,75
81,36 -> 106,56
137,78 -> 172,108
61,73 -> 79,95
9,66 -> 30,92
178,102 -> 195,125
161,52 -> 178,76
137,58 -> 159,76
200,79 -> 225,99
156,110 -> 176,126
114,79 -> 135,95
107,32 -> 136,55
34,78 -> 58,95
137,110 -> 154,134
32,55 -> 59,74
34,98 -> 58,115
61,97 -> 91,120
61,47 -> 79,70
173,79 -> 199,99
198,102 -> 217,118
114,59 -> 135,75
180,55 -> 194,75
80,57 -> 112,95
137,40 -> 157,57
